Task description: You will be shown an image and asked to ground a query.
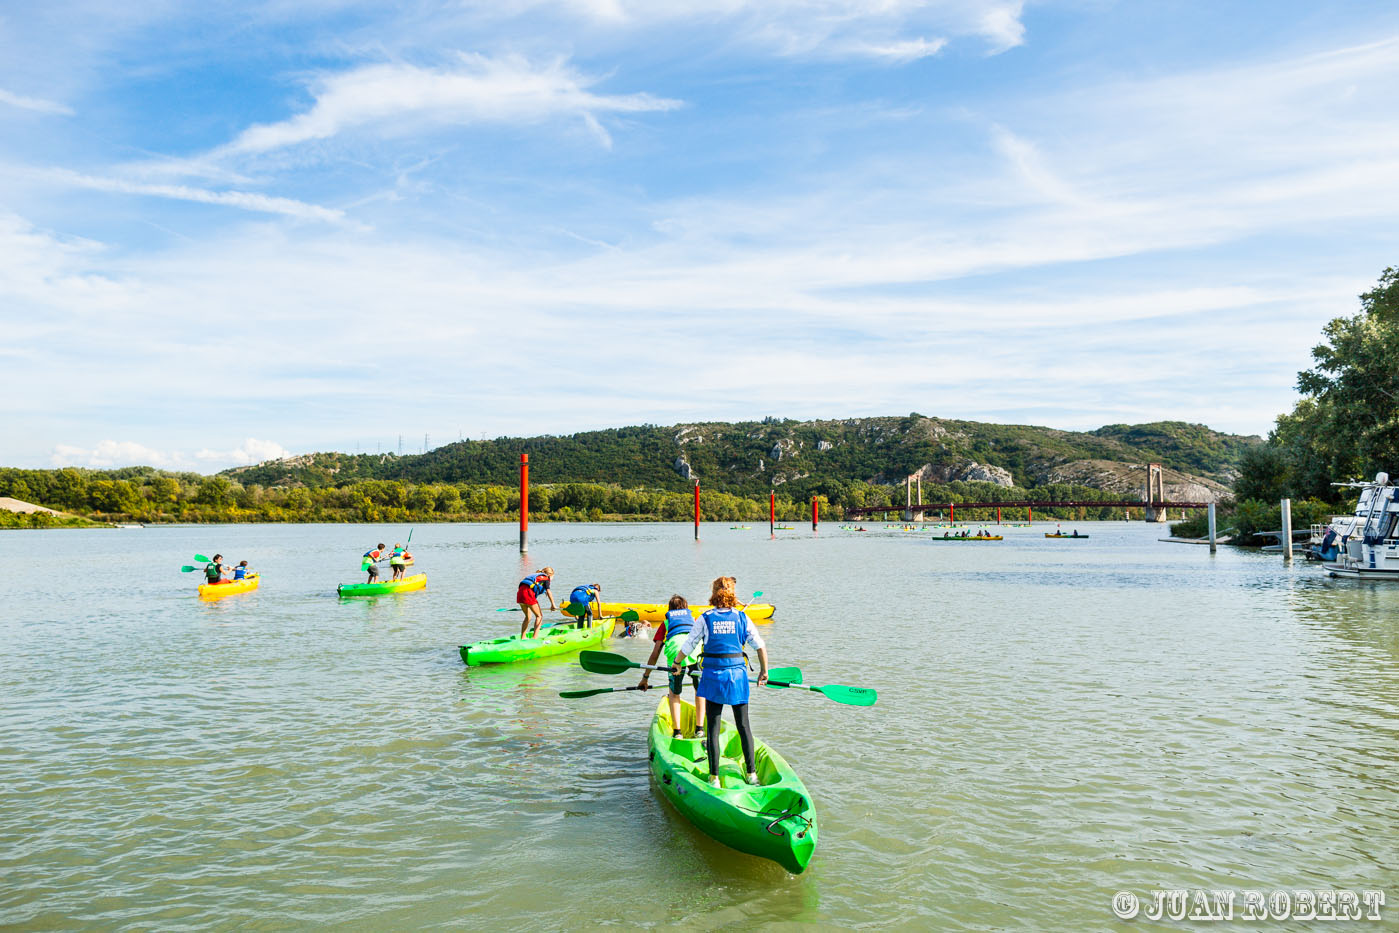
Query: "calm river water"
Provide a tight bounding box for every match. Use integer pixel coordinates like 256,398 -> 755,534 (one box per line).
2,522 -> 1397,930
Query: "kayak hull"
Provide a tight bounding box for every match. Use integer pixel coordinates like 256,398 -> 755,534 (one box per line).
576,602 -> 776,624
199,576 -> 260,599
1044,534 -> 1090,539
929,536 -> 1003,541
460,617 -> 615,666
647,698 -> 816,874
338,573 -> 428,597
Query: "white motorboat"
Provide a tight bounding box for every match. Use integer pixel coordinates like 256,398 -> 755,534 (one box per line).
1321,472 -> 1399,578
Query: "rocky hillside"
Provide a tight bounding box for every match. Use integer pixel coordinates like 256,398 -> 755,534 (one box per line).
224,415 -> 1258,502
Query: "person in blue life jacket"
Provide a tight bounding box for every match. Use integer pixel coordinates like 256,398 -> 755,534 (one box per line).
516,567 -> 557,637
566,583 -> 602,625
362,543 -> 387,583
638,595 -> 706,739
232,560 -> 253,581
204,554 -> 227,585
389,543 -> 408,581
673,577 -> 769,787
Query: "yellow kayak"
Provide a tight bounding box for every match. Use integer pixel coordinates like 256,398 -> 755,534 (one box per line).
199,575 -> 260,599
580,601 -> 776,624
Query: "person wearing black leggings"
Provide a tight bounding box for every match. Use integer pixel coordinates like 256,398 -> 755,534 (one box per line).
674,576 -> 769,787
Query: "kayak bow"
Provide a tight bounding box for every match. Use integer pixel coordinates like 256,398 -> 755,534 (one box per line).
460,616 -> 616,666
337,573 -> 428,597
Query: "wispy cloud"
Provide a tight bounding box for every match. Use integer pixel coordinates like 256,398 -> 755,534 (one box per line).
218,55 -> 681,156
0,88 -> 73,115
42,169 -> 354,225
50,438 -> 290,470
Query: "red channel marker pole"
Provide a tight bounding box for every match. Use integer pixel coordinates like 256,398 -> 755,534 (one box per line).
950,502 -> 955,524
811,497 -> 818,531
1028,505 -> 1033,524
693,480 -> 700,540
770,491 -> 776,535
519,453 -> 529,553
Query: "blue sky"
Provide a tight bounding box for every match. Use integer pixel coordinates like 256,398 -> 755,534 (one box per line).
3,1 -> 1398,471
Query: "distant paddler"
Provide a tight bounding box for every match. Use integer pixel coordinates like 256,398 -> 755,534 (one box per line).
673,577 -> 769,788
567,583 -> 602,625
389,543 -> 410,581
361,543 -> 387,583
517,567 -> 557,638
232,560 -> 254,581
638,595 -> 705,740
204,554 -> 228,585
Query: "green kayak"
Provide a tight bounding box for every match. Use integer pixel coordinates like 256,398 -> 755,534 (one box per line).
460,616 -> 615,666
337,573 -> 427,597
647,697 -> 817,874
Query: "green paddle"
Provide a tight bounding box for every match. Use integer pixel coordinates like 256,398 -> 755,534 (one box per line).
765,679 -> 878,707
180,565 -> 199,572
194,554 -> 212,563
559,685 -> 648,699
579,650 -> 800,681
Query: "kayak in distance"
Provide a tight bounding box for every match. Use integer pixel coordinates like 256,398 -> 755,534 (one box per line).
199,575 -> 260,599
337,573 -> 428,597
647,697 -> 817,874
570,601 -> 776,625
460,616 -> 616,666
929,535 -> 1003,541
1045,533 -> 1090,539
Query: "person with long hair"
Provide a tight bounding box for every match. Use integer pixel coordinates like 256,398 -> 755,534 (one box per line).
638,594 -> 706,738
673,577 -> 769,787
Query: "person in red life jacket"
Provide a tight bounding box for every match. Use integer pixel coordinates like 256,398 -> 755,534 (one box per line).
516,566 -> 556,638
362,543 -> 386,583
673,577 -> 769,787
637,595 -> 706,739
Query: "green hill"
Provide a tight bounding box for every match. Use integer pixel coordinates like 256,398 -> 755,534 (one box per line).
225,415 -> 1259,498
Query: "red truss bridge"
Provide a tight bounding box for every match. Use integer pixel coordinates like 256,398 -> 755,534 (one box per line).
845,499 -> 1213,520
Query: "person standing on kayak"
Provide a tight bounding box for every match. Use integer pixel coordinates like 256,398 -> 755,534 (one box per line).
204,554 -> 228,585
362,543 -> 386,583
389,543 -> 407,581
638,595 -> 706,739
674,577 -> 769,787
517,567 -> 556,638
567,583 -> 602,625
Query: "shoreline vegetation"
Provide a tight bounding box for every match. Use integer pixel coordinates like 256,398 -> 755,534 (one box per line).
0,468 -> 1158,527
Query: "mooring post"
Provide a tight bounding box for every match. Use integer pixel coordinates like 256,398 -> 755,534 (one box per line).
519,453 -> 529,554
812,496 -> 819,531
950,502 -> 955,524
693,480 -> 700,541
1281,498 -> 1293,560
997,506 -> 1002,524
769,491 -> 775,535
1208,502 -> 1217,553
1028,505 -> 1033,524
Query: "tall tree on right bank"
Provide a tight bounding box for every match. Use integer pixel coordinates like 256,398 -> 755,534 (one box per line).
1241,266 -> 1399,501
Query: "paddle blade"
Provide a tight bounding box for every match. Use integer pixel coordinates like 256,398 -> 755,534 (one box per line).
560,687 -> 620,699
751,591 -> 764,598
768,666 -> 802,684
495,607 -> 520,612
180,566 -> 197,572
817,684 -> 878,706
562,601 -> 586,618
194,554 -> 210,563
619,609 -> 640,622
578,650 -> 638,675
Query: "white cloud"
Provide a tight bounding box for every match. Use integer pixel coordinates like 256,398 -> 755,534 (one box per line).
218,55 -> 682,157
0,88 -> 73,115
195,438 -> 292,466
42,169 -> 353,225
51,441 -> 182,469
49,438 -> 291,471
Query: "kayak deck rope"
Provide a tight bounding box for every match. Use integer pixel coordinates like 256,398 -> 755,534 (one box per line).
765,801 -> 813,840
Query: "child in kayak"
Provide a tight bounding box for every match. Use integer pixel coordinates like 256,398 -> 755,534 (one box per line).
567,583 -> 601,625
232,560 -> 252,581
204,554 -> 228,585
638,595 -> 705,739
517,567 -> 556,637
362,543 -> 386,583
673,577 -> 769,787
389,543 -> 407,581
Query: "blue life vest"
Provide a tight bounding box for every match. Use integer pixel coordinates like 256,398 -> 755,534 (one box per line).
570,585 -> 595,606
520,573 -> 549,595
233,567 -> 246,580
698,608 -> 748,671
663,608 -> 693,641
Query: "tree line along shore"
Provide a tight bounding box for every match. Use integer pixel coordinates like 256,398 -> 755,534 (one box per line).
0,468 -> 1152,528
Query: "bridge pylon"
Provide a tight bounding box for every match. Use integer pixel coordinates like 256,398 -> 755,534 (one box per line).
1144,463 -> 1168,522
